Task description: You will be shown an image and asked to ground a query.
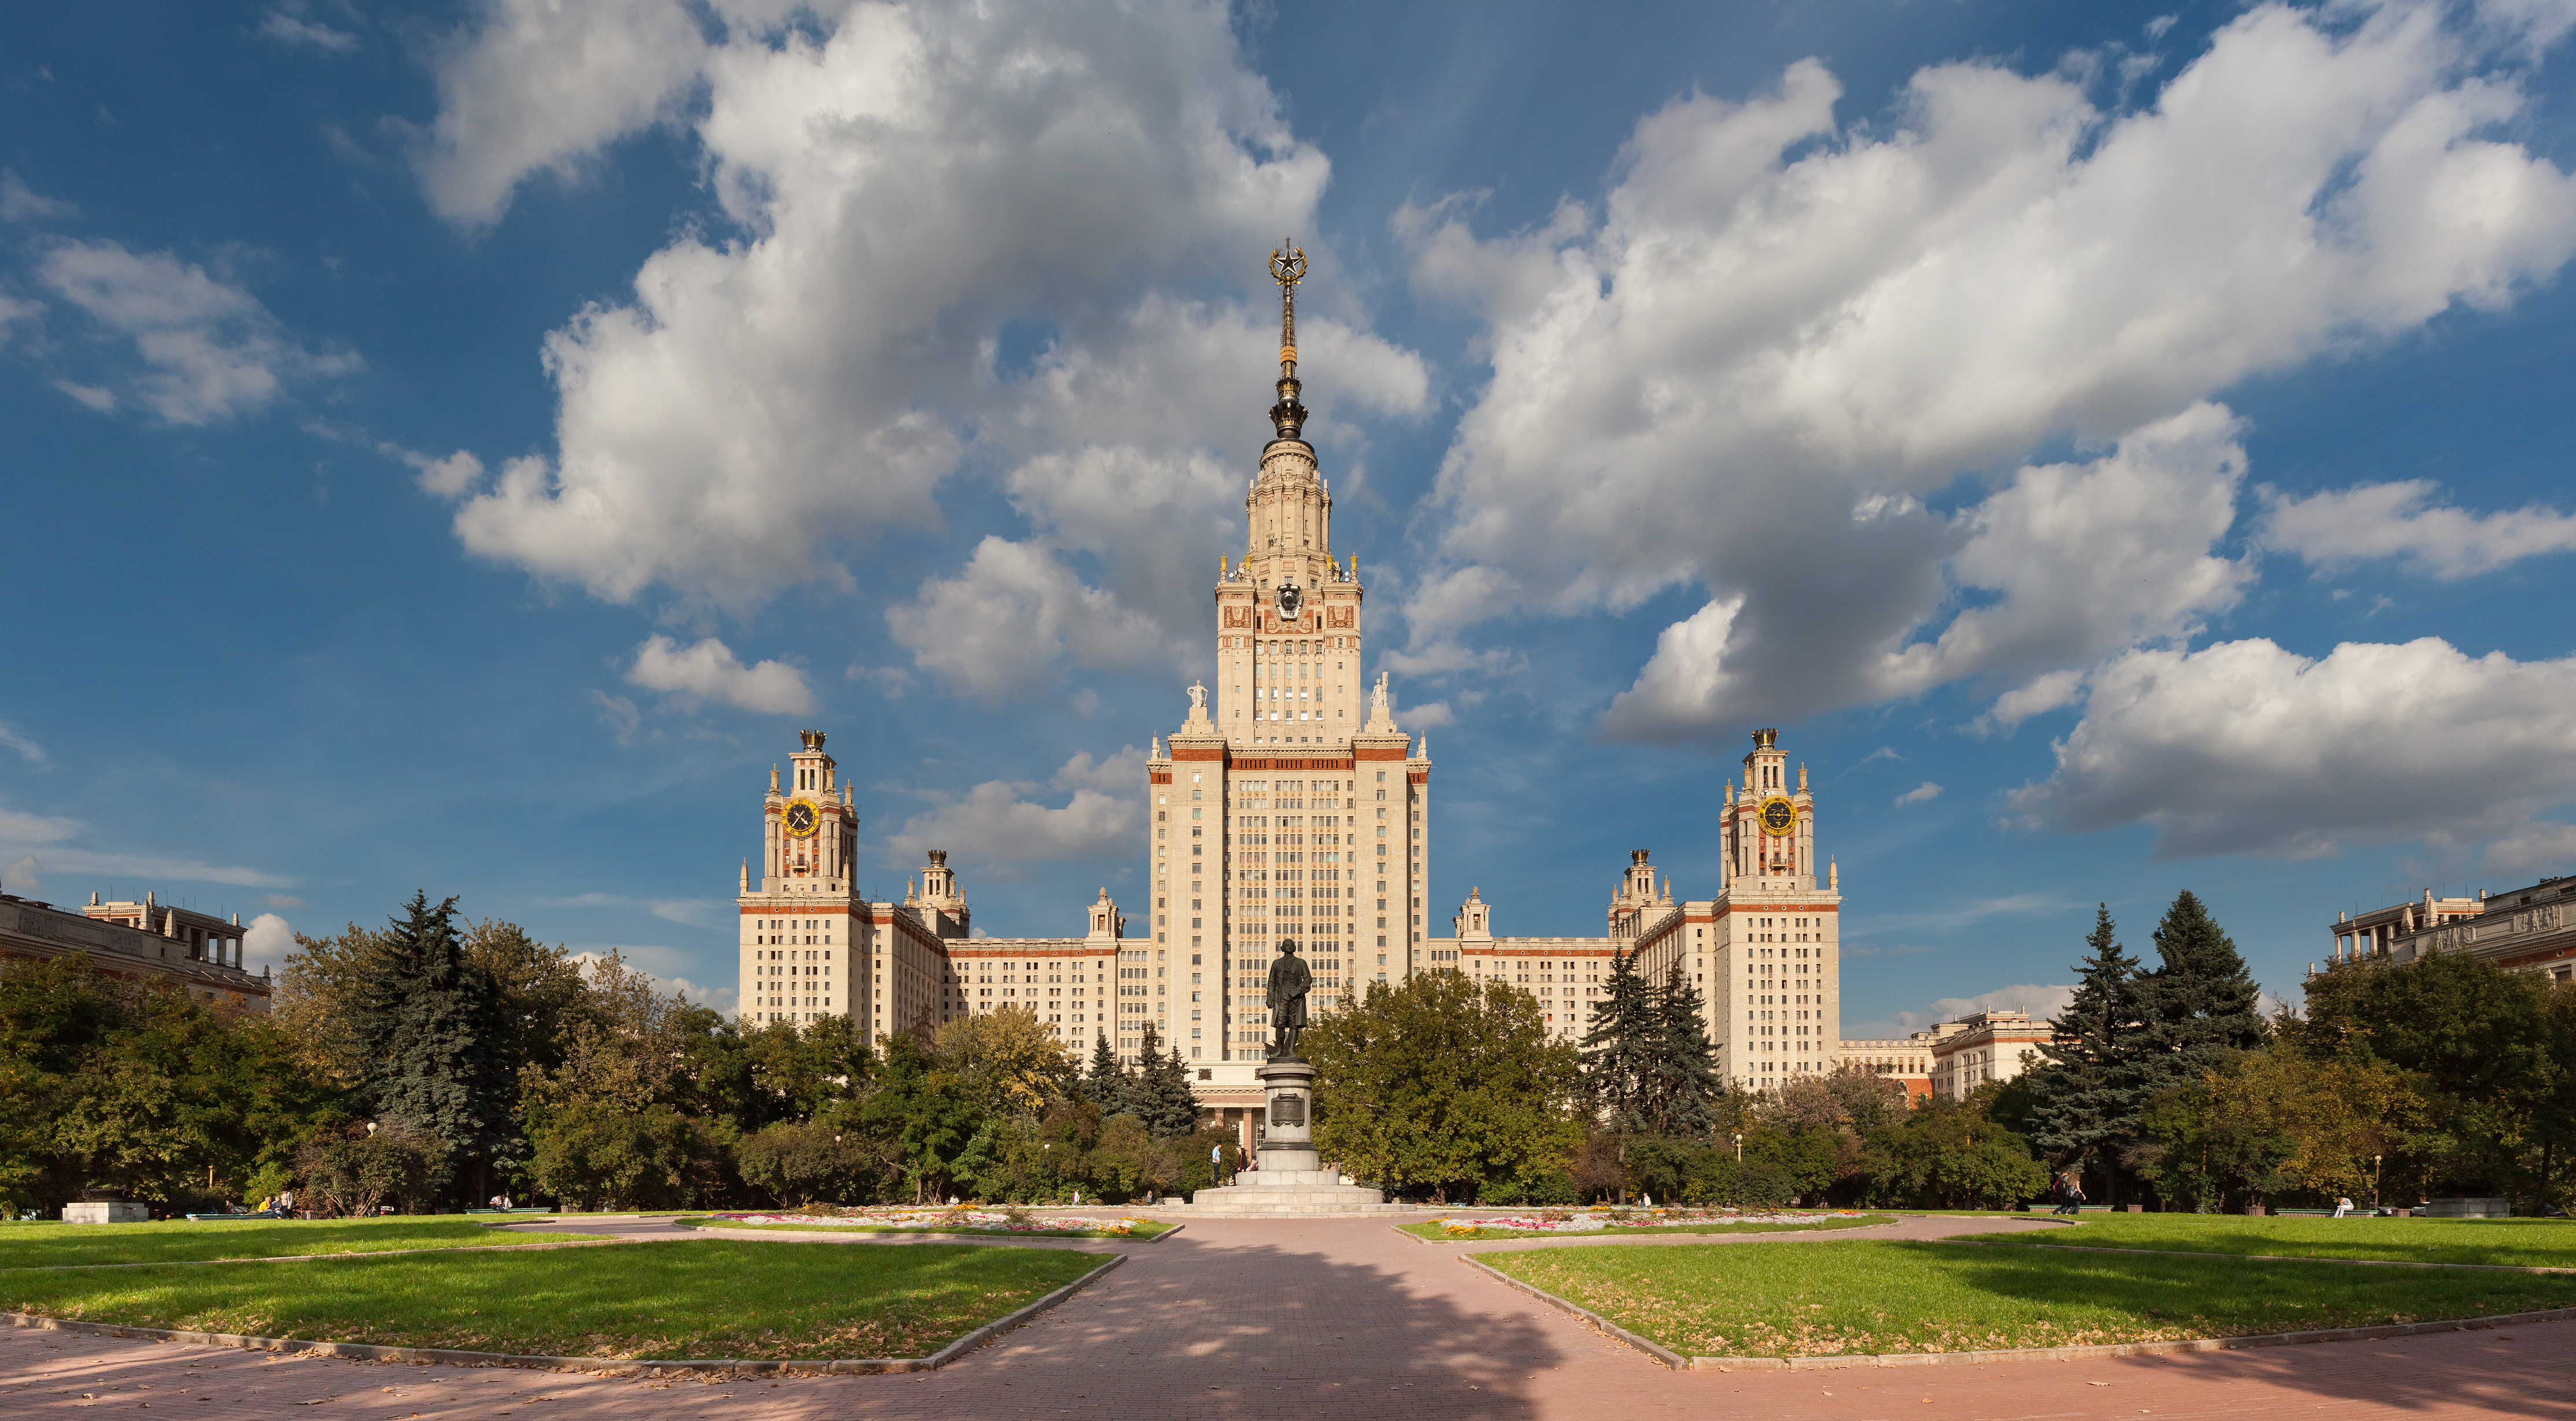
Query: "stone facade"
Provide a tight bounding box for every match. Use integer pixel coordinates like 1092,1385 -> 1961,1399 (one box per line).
2320,878 -> 2576,986
0,890 -> 271,1016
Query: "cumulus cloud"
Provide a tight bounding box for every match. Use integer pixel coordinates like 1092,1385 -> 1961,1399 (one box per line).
3,854 -> 41,898
1895,782 -> 1943,806
884,751 -> 1144,873
2262,479 -> 2576,579
1410,2 -> 2576,740
410,0 -> 710,229
887,538 -> 1170,707
2010,636 -> 2576,859
0,802 -> 292,890
0,804 -> 79,843
625,635 -> 816,715
34,240 -> 358,424
430,0 -> 1386,630
241,913 -> 297,974
400,448 -> 485,498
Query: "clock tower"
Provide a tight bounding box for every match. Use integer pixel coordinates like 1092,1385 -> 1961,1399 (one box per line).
739,729 -> 867,1030
1709,728 -> 1841,1085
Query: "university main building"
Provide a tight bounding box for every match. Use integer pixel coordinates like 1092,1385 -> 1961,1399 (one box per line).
735,248 -> 1898,1122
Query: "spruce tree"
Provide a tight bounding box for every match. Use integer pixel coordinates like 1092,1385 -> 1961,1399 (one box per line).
1578,947 -> 1656,1134
2024,904 -> 2148,1202
1084,1032 -> 1133,1118
2138,890 -> 2268,1096
1134,1034 -> 1202,1139
1645,962 -> 1723,1137
353,893 -> 505,1201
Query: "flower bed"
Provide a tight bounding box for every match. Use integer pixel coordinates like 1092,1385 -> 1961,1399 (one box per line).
1418,1208 -> 1878,1241
696,1210 -> 1155,1238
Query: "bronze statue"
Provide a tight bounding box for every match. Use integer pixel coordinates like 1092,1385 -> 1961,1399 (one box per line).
1265,938 -> 1311,1060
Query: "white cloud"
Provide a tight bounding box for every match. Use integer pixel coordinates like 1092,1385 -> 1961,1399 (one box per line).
241,913 -> 297,974
0,804 -> 79,843
624,635 -> 816,715
1404,701 -> 1458,730
35,240 -> 358,424
399,448 -> 485,498
887,538 -> 1169,707
1885,983 -> 2079,1036
410,0 -> 710,229
0,718 -> 48,766
2010,636 -> 2576,859
1895,782 -> 1943,806
1409,3 -> 2576,739
589,689 -> 642,743
257,10 -> 360,52
435,0 -> 1366,621
2262,479 -> 2576,579
3,854 -> 40,898
884,752 -> 1144,873
263,894 -> 305,909
648,898 -> 722,927
1850,892 -> 2069,937
0,170 -> 74,221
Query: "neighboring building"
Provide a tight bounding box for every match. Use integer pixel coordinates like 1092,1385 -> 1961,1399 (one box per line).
2318,878 -> 2576,986
1836,1036 -> 1936,1101
0,888 -> 271,1016
1921,1010 -> 2054,1098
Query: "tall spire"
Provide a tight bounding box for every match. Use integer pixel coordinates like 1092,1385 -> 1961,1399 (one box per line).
1268,238 -> 1308,441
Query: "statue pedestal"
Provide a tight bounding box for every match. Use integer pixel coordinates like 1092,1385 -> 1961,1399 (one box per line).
1165,1055 -> 1414,1216
1253,1059 -> 1319,1175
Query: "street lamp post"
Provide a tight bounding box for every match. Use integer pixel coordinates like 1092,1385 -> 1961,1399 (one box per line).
1733,1133 -> 1743,1163
2373,1154 -> 2384,1213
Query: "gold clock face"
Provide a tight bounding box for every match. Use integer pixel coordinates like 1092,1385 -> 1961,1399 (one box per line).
1758,795 -> 1797,838
782,799 -> 821,837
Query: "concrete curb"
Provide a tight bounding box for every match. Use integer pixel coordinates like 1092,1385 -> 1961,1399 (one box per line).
1453,1254 -> 2576,1372
674,1221 -> 1179,1246
1933,1238 -> 2576,1275
0,1251 -> 1124,1378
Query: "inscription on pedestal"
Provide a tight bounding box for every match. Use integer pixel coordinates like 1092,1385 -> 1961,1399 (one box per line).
1270,1092 -> 1306,1127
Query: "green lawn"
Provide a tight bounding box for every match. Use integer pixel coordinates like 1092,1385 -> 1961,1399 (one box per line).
0,1238 -> 1109,1361
1477,1239 -> 2576,1358
1404,1214 -> 1887,1242
681,1217 -> 1174,1240
0,1217 -> 599,1270
1952,1213 -> 2576,1270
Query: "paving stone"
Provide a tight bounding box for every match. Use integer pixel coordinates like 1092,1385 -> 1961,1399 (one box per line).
5,1213 -> 2568,1419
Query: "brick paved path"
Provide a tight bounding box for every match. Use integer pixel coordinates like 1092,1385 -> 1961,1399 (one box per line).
7,1213 -> 2571,1420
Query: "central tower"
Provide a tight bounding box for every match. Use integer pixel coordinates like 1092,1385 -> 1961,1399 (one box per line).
1143,243 -> 1431,1072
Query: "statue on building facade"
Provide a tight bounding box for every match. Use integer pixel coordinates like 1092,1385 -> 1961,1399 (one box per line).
1266,939 -> 1311,1060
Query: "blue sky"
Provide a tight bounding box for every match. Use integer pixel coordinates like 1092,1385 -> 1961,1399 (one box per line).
6,0 -> 2576,1034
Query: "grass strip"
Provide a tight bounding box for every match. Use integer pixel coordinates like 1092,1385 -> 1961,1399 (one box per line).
1474,1238 -> 2576,1359
0,1238 -> 1107,1361
680,1218 -> 1172,1240
1948,1214 -> 2576,1271
0,1219 -> 599,1271
1403,1215 -> 1887,1242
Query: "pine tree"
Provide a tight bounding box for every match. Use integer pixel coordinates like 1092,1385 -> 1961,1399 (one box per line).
2138,890 -> 2269,1096
1084,1032 -> 1133,1118
1578,947 -> 1657,1134
1644,962 -> 1723,1137
2023,905 -> 2147,1202
353,893 -> 506,1201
